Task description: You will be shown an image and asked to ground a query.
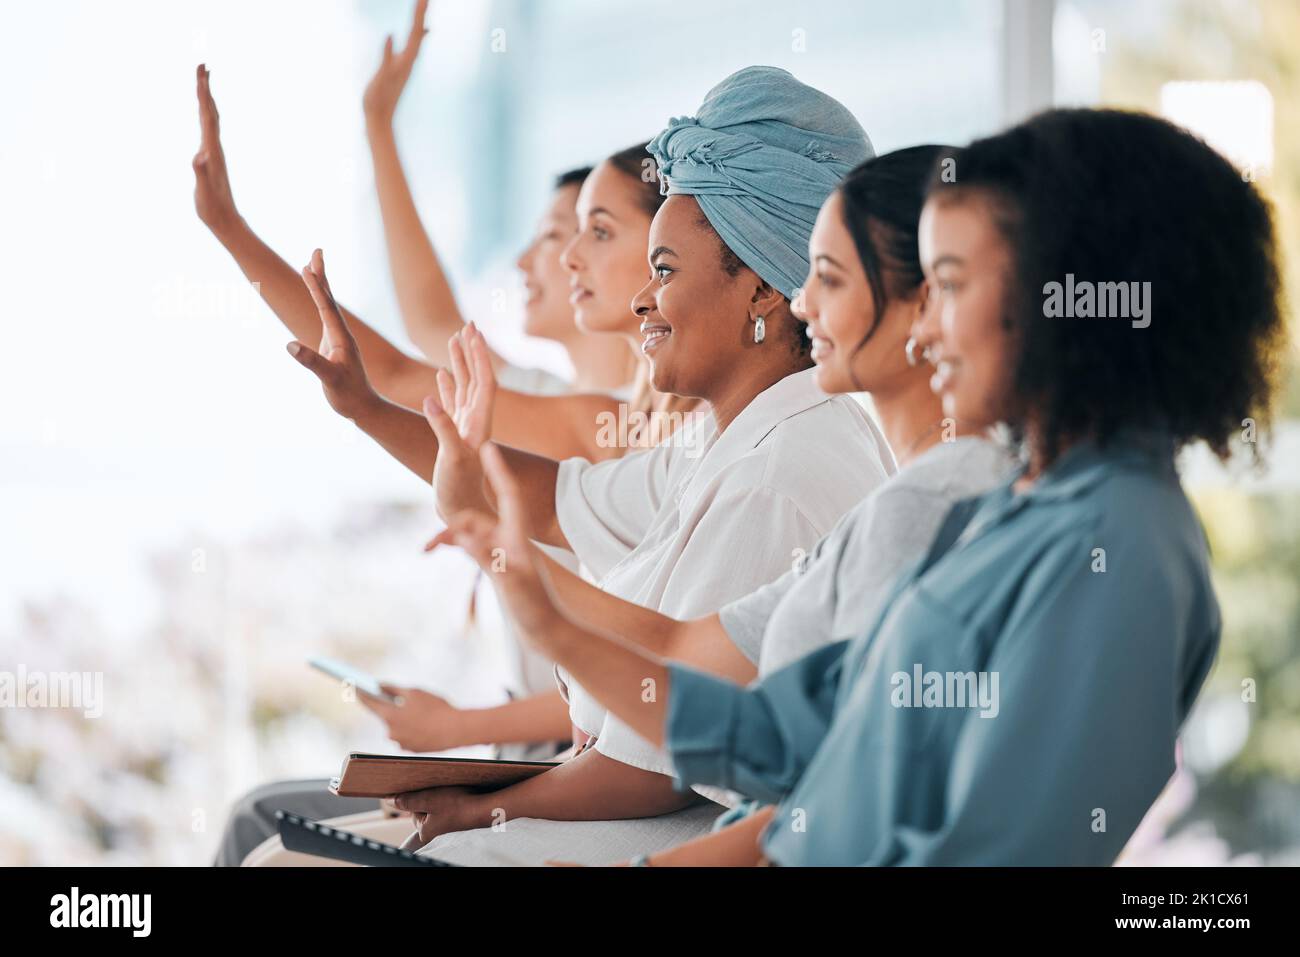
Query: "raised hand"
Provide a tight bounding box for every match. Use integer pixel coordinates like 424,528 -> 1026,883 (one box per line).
421,392 -> 492,521
439,322 -> 496,450
192,64 -> 242,238
286,249 -> 382,421
363,0 -> 430,125
425,444 -> 561,635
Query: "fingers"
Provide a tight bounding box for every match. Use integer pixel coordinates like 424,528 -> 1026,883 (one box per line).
392,788 -> 442,813
381,34 -> 394,65
417,813 -> 436,845
422,528 -> 454,552
301,252 -> 356,354
423,515 -> 494,556
285,340 -> 333,380
461,329 -> 479,411
460,324 -> 495,445
308,247 -> 336,298
480,443 -> 524,538
406,0 -> 430,53
422,393 -> 463,452
465,323 -> 496,395
356,693 -> 394,717
435,368 -> 457,420
430,509 -> 500,567
196,64 -> 219,146
448,333 -> 471,412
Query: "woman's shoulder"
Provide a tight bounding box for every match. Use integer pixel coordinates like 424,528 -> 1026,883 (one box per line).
760,392 -> 895,473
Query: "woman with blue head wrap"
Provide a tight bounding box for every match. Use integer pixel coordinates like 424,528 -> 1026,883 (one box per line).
631,66 -> 875,409
649,65 -> 874,305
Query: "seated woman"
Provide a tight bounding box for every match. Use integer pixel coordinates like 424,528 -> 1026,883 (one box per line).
243,66 -> 893,866
436,107 -> 1287,865
193,35 -> 672,861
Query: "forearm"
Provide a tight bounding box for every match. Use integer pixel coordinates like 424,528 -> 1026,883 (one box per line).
463,747 -> 695,827
645,806 -> 775,866
536,614 -> 673,748
366,119 -> 468,368
215,219 -> 430,404
534,551 -> 682,651
492,445 -> 566,547
530,556 -> 752,681
351,395 -> 439,482
490,391 -> 626,463
456,691 -> 572,748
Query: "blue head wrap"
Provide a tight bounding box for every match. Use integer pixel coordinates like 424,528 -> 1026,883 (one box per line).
647,66 -> 874,299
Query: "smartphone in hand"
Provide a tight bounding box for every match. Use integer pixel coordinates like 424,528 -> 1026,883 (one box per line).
308,655 -> 401,704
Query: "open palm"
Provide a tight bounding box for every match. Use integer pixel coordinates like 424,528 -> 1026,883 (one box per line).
191,64 -> 241,237
436,323 -> 496,450
286,249 -> 380,421
363,0 -> 430,124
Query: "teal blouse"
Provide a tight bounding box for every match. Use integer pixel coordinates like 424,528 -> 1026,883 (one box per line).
665,434 -> 1220,865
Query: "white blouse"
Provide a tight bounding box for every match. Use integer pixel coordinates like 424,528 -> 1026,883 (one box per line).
552,367 -> 896,780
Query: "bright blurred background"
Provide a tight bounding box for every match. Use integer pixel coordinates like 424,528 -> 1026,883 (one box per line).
0,0 -> 1296,865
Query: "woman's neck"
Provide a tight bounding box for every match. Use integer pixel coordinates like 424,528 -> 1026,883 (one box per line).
561,333 -> 640,394
707,359 -> 808,434
1014,424 -> 1077,493
871,370 -> 954,468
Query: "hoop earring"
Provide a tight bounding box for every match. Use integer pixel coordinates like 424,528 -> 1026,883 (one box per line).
904,336 -> 921,367
753,315 -> 765,344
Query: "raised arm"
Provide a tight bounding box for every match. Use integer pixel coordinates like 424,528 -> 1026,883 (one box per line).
538,551 -> 749,677
432,445 -> 680,746
436,444 -> 842,787
422,391 -> 750,679
454,324 -> 626,461
363,0 -> 495,370
287,248 -> 439,480
285,264 -> 571,540
192,63 -> 442,412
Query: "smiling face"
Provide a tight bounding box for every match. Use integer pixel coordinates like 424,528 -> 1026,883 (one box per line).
914,192 -> 1018,429
515,183 -> 581,341
798,191 -> 921,395
630,194 -> 776,397
560,160 -> 655,338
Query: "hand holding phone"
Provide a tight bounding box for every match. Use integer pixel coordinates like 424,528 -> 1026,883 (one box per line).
308,656 -> 401,704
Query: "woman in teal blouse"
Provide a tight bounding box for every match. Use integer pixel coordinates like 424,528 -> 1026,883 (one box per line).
436,108 -> 1288,866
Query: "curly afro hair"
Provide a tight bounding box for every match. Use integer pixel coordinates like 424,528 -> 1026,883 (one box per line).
929,108 -> 1287,467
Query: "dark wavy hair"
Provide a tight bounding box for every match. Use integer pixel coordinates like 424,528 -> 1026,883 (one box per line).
928,108 -> 1287,466
836,145 -> 950,389
606,142 -> 666,217
553,165 -> 593,190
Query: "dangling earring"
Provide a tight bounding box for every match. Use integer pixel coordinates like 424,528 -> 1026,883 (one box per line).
753,315 -> 765,344
904,336 -> 921,367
